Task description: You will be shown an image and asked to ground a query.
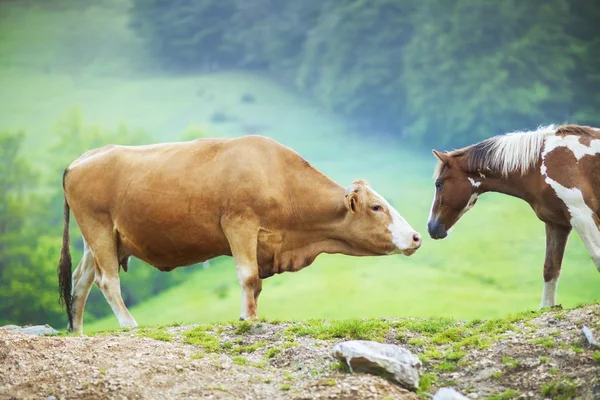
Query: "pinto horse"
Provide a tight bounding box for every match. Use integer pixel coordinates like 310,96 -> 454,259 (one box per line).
427,124 -> 600,309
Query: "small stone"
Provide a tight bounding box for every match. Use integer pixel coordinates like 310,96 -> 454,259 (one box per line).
332,340 -> 421,391
433,388 -> 470,400
176,365 -> 184,372
47,396 -> 57,400
582,326 -> 599,349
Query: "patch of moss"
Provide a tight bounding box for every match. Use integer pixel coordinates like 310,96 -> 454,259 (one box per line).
592,351 -> 600,363
434,360 -> 457,372
531,337 -> 557,348
136,327 -> 173,342
233,356 -> 247,365
431,327 -> 465,344
408,338 -> 427,346
265,348 -> 281,359
501,356 -> 521,370
488,389 -> 520,400
490,371 -> 504,380
286,318 -> 389,341
400,317 -> 456,334
539,356 -> 549,364
541,378 -> 578,399
280,384 -> 291,391
417,373 -> 438,396
234,320 -> 253,335
233,340 -> 267,354
423,348 -> 443,360
445,351 -> 466,362
331,361 -> 351,373
184,326 -> 221,352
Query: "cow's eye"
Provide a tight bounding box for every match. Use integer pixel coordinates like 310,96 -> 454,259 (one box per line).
372,204 -> 383,212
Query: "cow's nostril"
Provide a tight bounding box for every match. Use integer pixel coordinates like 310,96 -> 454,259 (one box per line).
413,233 -> 421,245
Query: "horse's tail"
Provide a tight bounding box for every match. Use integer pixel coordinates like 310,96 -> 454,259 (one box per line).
58,169 -> 73,331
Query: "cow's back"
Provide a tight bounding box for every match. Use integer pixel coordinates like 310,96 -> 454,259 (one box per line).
63,135 -> 316,267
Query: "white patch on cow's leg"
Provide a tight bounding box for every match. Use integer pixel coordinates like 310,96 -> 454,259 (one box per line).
236,264 -> 259,320
540,277 -> 559,309
544,177 -> 600,271
71,241 -> 95,334
97,274 -> 138,328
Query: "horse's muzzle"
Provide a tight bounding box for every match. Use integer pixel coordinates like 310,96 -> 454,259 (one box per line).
427,218 -> 448,240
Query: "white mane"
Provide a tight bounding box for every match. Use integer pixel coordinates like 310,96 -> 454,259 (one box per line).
485,124 -> 557,177
434,124 -> 559,179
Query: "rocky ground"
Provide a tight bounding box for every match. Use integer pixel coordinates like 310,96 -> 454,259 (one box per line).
1,304 -> 599,400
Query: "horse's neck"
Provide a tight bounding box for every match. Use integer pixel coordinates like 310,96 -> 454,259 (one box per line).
460,157 -> 540,203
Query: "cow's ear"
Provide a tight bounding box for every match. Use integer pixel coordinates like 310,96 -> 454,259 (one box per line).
344,184 -> 360,214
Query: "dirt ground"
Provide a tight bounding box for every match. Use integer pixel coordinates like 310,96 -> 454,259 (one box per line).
0,305 -> 599,400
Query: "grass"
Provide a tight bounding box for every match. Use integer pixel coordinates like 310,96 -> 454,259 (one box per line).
541,378 -> 578,399
501,356 -> 521,370
2,0 -> 599,333
136,327 -> 173,342
488,390 -> 520,400
531,337 -> 557,349
593,351 -> 600,363
285,319 -> 390,341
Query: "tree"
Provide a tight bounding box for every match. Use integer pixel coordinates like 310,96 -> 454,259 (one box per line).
402,0 -> 576,147
0,131 -> 65,326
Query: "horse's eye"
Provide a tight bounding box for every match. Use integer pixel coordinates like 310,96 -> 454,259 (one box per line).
435,181 -> 442,190
372,205 -> 383,212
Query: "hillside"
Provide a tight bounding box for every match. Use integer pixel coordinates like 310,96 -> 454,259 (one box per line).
2,304 -> 599,399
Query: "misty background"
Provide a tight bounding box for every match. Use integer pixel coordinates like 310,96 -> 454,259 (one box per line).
1,0 -> 599,330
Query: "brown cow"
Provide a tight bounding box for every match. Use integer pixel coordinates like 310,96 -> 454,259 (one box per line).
58,135 -> 421,333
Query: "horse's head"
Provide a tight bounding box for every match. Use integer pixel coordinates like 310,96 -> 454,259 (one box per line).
427,149 -> 481,239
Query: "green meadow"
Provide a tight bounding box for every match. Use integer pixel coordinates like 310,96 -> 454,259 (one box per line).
0,0 -> 597,331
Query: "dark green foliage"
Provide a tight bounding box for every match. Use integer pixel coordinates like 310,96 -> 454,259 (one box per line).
0,110 -> 204,328
0,131 -> 64,325
129,0 -> 600,147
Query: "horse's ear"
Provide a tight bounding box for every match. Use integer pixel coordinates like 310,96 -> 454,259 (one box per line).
432,149 -> 450,164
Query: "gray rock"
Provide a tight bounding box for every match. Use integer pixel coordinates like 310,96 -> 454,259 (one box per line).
582,326 -> 599,349
433,388 -> 470,400
1,324 -> 59,336
331,340 -> 422,391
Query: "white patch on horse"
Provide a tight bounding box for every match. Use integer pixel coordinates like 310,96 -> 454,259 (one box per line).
457,193 -> 478,220
544,176 -> 600,271
468,177 -> 481,188
540,277 -> 559,308
543,135 -> 600,160
366,186 -> 417,251
427,188 -> 437,226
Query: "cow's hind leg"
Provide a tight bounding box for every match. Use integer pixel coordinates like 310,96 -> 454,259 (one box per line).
540,223 -> 571,309
86,227 -> 138,328
222,215 -> 261,320
71,239 -> 96,333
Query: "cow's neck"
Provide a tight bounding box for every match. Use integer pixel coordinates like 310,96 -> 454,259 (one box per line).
267,180 -> 378,276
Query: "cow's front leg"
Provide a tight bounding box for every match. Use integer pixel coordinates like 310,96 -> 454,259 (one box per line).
222,215 -> 261,320
236,264 -> 260,320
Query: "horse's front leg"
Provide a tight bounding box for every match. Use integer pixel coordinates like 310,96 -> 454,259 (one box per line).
540,223 -> 571,309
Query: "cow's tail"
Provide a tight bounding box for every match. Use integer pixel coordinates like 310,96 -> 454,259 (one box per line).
58,169 -> 74,331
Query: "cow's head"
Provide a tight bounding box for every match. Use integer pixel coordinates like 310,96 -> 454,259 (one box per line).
344,180 -> 421,256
